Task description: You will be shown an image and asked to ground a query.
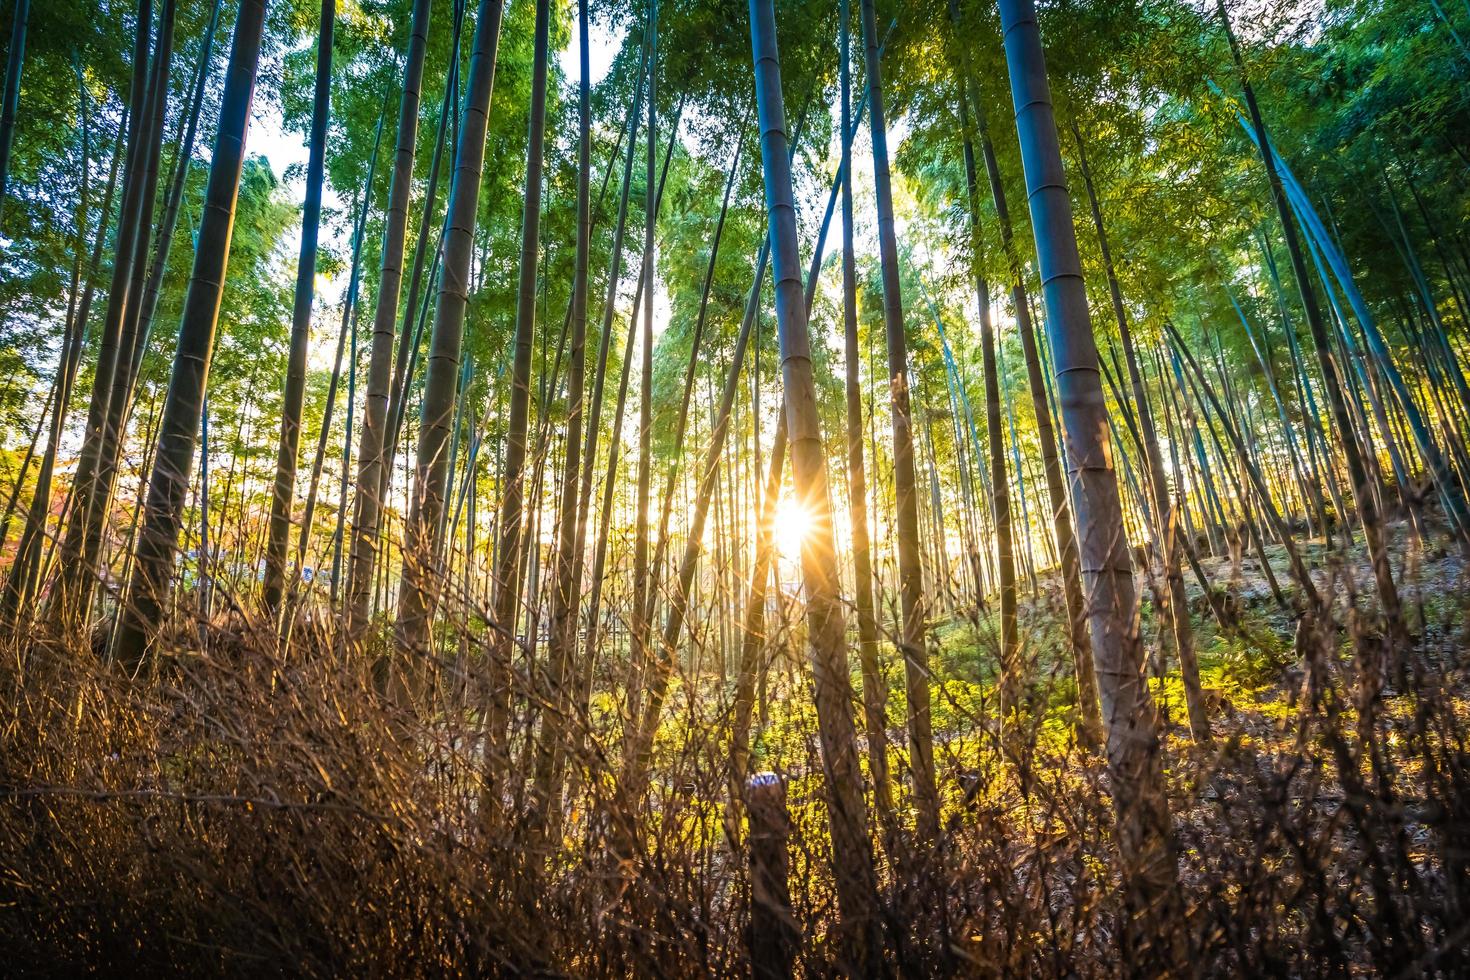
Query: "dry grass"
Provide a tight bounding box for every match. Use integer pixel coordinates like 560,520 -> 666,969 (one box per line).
3,560 -> 1470,976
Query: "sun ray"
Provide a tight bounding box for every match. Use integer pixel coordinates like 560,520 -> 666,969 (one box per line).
773,494 -> 813,560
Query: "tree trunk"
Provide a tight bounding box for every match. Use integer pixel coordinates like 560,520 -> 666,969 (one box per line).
950,0 -> 1019,739
344,0 -> 436,637
532,0 -> 593,819
638,111 -> 740,669
969,59 -> 1101,746
1071,122 -> 1209,743
625,87 -> 850,789
4,99 -> 125,619
630,0 -> 659,704
330,287 -> 363,603
840,0 -> 892,823
860,0 -> 940,845
551,49 -> 648,804
130,0 -> 223,390
0,0 -> 28,207
397,0 -> 505,651
622,179 -> 760,789
380,2 -> 465,524
113,0 -> 269,669
483,0 -> 550,742
612,80 -> 685,736
84,0 -> 178,610
264,0 -> 337,617
996,0 -> 1183,963
749,0 -> 882,970
55,0 -> 155,623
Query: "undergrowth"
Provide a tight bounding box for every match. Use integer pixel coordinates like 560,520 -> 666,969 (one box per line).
3,558 -> 1470,976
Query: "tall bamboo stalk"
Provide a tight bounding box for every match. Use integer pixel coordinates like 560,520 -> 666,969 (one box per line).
530,0 -> 595,825
397,0 -> 505,668
1071,122 -> 1208,742
860,0 -> 940,844
997,0 -> 1182,960
839,0 -> 892,822
749,0 -> 882,968
968,44 -> 1101,743
264,0 -> 336,617
0,0 -> 28,208
950,0 -> 1019,737
486,0 -> 551,728
56,0 -> 156,623
113,0 -> 269,668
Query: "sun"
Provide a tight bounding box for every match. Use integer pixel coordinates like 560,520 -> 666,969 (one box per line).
773,494 -> 814,560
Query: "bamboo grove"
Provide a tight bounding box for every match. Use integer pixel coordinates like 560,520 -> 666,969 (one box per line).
3,0 -> 1470,973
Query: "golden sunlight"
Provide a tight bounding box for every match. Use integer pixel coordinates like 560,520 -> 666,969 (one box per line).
773,494 -> 814,560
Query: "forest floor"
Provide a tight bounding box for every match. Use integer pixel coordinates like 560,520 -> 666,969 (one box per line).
3,517 -> 1470,975
1159,517 -> 1469,728
930,515 -> 1470,741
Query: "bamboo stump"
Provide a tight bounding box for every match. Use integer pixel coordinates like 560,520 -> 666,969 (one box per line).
746,772 -> 797,979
